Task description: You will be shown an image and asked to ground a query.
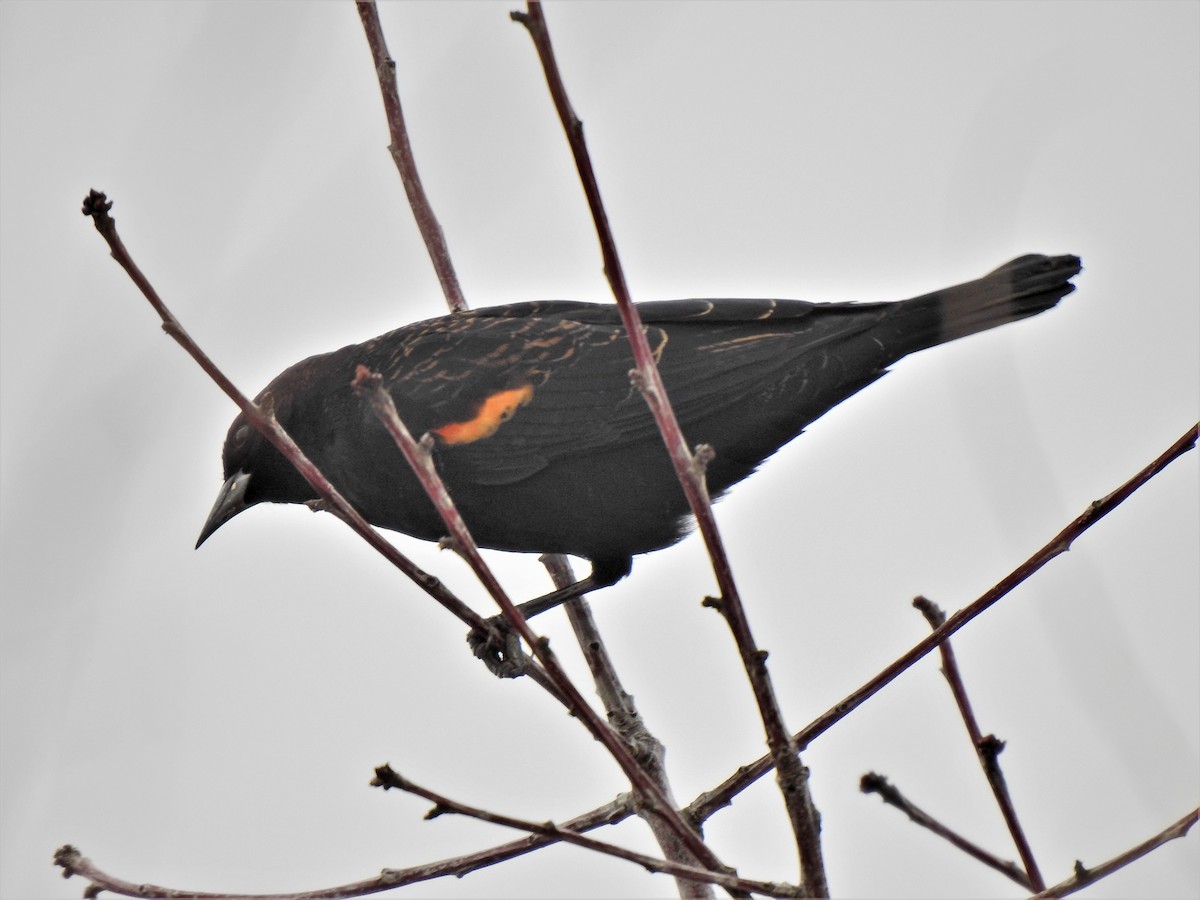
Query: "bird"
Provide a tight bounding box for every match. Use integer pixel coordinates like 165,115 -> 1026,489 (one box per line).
198,254 -> 1081,616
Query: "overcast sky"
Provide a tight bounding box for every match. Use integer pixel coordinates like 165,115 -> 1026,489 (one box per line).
2,2 -> 1197,898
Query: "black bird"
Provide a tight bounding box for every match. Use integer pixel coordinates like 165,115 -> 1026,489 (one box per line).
199,254 -> 1081,611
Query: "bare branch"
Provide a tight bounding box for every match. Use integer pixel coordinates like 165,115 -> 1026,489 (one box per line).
372,765 -> 801,897
351,366 -> 739,893
541,555 -> 714,898
511,4 -> 826,892
382,794 -> 634,882
1030,807 -> 1200,898
913,596 -> 1045,890
688,423 -> 1199,818
55,842 -> 391,900
79,191 -> 487,634
356,0 -> 467,313
354,4 -> 712,887
859,774 -> 1031,890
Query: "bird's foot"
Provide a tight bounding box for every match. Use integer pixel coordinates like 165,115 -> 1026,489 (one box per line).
468,617 -> 528,678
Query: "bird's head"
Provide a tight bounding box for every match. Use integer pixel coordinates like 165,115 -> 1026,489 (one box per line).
195,392 -> 319,549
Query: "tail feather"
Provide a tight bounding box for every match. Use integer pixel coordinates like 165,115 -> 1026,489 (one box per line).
898,253 -> 1082,353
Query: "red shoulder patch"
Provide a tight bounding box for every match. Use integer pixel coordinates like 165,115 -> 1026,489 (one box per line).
433,385 -> 535,445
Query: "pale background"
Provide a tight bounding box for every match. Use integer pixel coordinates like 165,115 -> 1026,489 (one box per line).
1,2 -> 1197,898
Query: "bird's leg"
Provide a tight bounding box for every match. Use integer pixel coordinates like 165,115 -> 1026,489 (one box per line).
468,556 -> 630,677
516,573 -> 602,619
467,575 -> 599,677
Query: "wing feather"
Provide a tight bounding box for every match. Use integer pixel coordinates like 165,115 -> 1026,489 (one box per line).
417,299 -> 895,485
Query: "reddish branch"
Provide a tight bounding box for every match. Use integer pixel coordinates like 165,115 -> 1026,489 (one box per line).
351,368 -> 739,892
356,0 -> 467,312
1031,806 -> 1200,898
689,421 -> 1199,819
543,559 -> 714,898
78,191 -> 487,636
52,232 -> 1198,887
54,804 -> 1199,898
354,3 -> 712,892
860,773 -> 1032,890
913,596 -> 1045,890
55,800 -> 640,898
511,2 -> 827,894
372,765 -> 800,897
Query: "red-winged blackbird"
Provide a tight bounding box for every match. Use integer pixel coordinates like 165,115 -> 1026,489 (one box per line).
198,254 -> 1081,604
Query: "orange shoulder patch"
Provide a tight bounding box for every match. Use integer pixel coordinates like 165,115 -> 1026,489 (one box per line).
433,385 -> 535,445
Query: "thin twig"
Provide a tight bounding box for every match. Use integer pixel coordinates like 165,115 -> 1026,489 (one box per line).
379,794 -> 635,883
1030,807 -> 1200,898
354,5 -> 709,888
53,804 -> 1198,900
356,0 -> 467,312
55,799 -> 625,900
688,423 -> 1199,820
544,558 -> 715,900
79,192 -> 489,635
54,800 -> 641,899
79,190 -> 573,703
860,774 -> 1031,890
372,765 -> 800,897
351,368 -> 516,630
544,556 -> 638,723
352,367 -> 741,894
913,596 -> 1045,890
511,3 -> 826,893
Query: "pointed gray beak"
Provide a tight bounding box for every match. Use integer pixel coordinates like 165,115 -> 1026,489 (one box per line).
196,470 -> 252,548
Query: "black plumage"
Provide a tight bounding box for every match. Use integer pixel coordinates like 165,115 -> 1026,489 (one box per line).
198,254 -> 1081,592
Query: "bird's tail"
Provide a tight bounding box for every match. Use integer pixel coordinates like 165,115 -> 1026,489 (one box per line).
895,254 -> 1082,354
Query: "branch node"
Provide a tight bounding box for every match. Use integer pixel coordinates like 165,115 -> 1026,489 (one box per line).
257,390 -> 276,419
692,443 -> 716,476
352,363 -> 383,393
53,844 -> 82,878
912,595 -> 947,628
371,763 -> 404,790
860,771 -> 892,798
979,733 -> 1006,763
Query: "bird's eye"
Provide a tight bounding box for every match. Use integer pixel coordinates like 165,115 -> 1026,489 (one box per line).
234,424 -> 251,444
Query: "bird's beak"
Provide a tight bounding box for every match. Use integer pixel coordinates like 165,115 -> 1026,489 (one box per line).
196,470 -> 252,548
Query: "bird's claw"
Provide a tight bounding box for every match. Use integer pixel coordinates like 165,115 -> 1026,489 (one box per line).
468,617 -> 528,678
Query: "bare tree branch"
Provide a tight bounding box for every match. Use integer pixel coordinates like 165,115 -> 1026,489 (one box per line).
352,367 -> 740,894
511,3 -> 826,893
689,422 -> 1199,818
356,0 -> 467,312
913,596 -> 1045,890
353,4 -> 712,891
1030,807 -> 1200,898
78,192 -> 487,636
372,765 -> 801,897
860,773 -> 1031,890
543,556 -> 715,898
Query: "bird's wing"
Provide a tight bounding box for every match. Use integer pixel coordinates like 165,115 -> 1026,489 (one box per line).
379,299 -> 893,486
353,311 -> 653,484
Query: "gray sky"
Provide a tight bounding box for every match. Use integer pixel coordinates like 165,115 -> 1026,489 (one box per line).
2,2 -> 1197,898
